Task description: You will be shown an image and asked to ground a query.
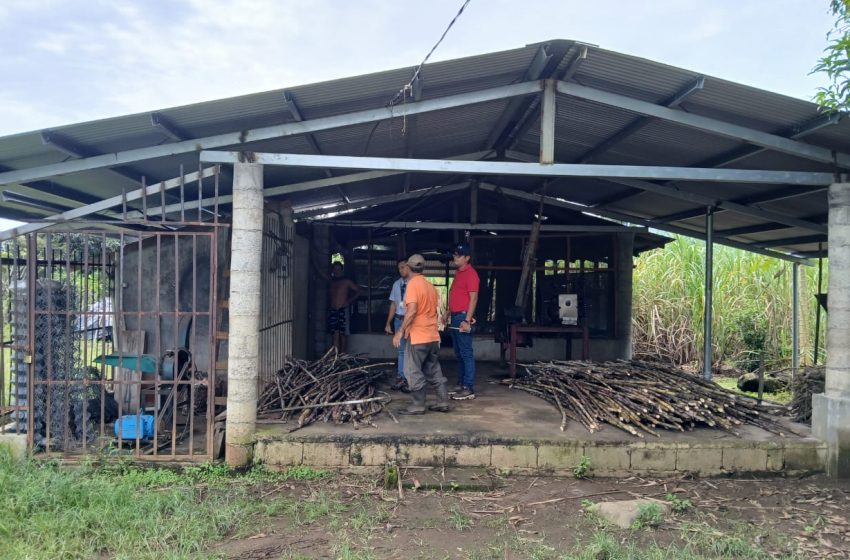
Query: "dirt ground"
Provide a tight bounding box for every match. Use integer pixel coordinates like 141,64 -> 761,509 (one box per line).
212,470 -> 850,560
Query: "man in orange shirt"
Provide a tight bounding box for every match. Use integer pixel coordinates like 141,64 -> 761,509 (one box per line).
392,254 -> 450,415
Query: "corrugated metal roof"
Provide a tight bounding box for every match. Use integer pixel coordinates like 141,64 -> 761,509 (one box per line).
0,38 -> 843,260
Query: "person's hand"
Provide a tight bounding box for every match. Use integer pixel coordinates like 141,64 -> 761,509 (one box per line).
459,320 -> 472,333
392,331 -> 403,348
384,323 -> 393,335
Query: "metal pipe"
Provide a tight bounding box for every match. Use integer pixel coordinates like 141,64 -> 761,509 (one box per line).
792,262 -> 800,378
814,243 -> 824,364
703,207 -> 714,381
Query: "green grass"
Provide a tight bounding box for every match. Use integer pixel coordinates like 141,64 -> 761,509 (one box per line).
0,451 -> 337,560
714,377 -> 793,405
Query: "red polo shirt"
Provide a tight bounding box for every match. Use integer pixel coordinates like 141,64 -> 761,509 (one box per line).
449,264 -> 480,313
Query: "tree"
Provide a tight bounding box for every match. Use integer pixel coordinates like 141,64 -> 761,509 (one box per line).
814,0 -> 850,111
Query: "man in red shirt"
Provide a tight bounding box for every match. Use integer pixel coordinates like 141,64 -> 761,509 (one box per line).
393,254 -> 450,415
446,242 -> 479,400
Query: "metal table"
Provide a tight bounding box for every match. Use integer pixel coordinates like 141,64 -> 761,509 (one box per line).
508,324 -> 589,381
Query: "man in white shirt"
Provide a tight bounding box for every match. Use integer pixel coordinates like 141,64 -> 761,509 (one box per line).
385,258 -> 411,391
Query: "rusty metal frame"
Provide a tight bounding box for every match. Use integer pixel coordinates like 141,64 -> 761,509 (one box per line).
0,167 -> 226,462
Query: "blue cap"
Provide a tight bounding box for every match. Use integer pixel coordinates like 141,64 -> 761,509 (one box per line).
453,242 -> 471,256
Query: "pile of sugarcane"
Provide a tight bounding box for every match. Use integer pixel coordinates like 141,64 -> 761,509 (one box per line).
512,360 -> 791,438
789,366 -> 825,424
257,349 -> 393,432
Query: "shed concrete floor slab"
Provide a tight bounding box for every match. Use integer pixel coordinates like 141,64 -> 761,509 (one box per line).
254,362 -> 825,475
256,362 -> 812,445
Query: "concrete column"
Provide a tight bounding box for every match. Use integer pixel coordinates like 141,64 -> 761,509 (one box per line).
813,182 -> 850,477
613,233 -> 635,359
225,161 -> 264,467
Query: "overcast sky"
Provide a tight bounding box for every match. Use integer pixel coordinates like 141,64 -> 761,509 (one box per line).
0,0 -> 836,230
0,0 -> 836,138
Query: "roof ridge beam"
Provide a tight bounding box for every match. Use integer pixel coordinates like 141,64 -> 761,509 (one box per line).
555,80 -> 850,168
0,81 -> 543,187
478,183 -> 811,265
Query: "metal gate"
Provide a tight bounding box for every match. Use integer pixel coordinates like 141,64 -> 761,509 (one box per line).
258,204 -> 294,388
0,178 -> 224,460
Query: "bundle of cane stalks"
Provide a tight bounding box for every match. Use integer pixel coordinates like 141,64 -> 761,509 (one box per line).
511,360 -> 791,437
257,349 -> 393,432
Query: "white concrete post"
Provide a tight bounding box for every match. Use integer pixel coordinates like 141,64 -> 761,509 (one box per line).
540,80 -> 556,165
225,161 -> 264,467
813,182 -> 850,477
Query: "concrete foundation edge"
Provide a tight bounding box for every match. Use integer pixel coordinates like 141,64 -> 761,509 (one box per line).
253,437 -> 826,477
812,392 -> 850,477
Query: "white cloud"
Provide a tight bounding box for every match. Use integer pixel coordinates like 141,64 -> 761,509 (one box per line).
0,0 -> 835,137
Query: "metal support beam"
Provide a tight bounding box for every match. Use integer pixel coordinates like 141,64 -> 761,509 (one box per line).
294,182 -> 470,219
478,183 -> 812,265
655,185 -> 827,224
0,81 -> 543,186
486,43 -> 571,155
150,112 -> 191,141
608,112 -> 840,210
754,234 -> 828,249
0,167 -> 217,240
577,76 -> 704,164
484,44 -> 552,151
694,112 -> 843,169
283,90 -> 349,202
602,177 -> 827,233
560,46 -> 588,81
717,213 -> 828,237
200,151 -> 833,186
317,220 -> 645,233
503,149 -> 827,233
41,130 -> 142,184
792,262 -> 800,376
555,81 -> 850,167
703,207 -> 714,381
540,80 -> 556,164
141,151 -> 491,219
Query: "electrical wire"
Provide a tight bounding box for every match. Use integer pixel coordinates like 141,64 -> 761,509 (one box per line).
388,0 -> 473,108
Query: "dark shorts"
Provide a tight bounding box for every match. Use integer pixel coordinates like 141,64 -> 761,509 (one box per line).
327,308 -> 347,334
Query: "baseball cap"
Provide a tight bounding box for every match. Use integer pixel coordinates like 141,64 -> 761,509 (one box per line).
407,253 -> 426,269
453,242 -> 471,256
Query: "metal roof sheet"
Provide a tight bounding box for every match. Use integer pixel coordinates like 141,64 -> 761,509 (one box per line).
0,39 -> 843,260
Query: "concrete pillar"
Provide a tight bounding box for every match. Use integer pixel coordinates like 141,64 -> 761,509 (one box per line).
813,182 -> 850,477
225,161 -> 264,467
613,233 -> 635,359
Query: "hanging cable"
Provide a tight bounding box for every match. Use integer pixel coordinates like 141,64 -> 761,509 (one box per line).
388,0 -> 472,109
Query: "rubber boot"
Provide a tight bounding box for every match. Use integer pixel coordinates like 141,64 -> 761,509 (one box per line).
428,382 -> 450,413
398,388 -> 426,415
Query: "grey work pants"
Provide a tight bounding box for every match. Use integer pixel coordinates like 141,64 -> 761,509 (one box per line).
403,341 -> 446,392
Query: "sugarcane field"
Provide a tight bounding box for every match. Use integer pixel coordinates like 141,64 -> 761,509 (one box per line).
5,2 -> 850,559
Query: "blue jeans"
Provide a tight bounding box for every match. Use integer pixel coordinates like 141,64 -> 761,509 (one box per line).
393,316 -> 406,379
450,312 -> 475,389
